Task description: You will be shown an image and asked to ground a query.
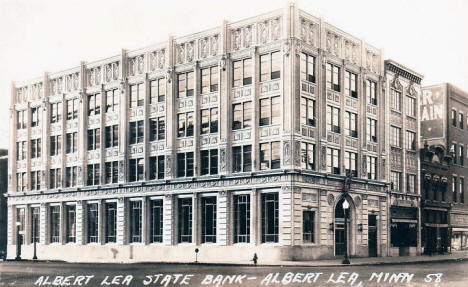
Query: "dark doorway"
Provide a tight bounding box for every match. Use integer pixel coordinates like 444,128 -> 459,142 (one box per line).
368,214 -> 377,257
335,198 -> 350,256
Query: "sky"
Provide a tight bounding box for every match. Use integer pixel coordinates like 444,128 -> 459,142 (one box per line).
0,0 -> 467,150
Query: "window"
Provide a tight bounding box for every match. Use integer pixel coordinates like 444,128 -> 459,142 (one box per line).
65,205 -> 76,243
326,63 -> 340,92
326,106 -> 340,133
300,97 -> 315,127
367,156 -> 377,180
105,125 -> 119,148
16,141 -> 26,160
452,143 -> 457,164
301,142 -> 315,170
177,112 -> 194,137
326,148 -> 340,175
31,207 -> 40,243
300,53 -> 315,83
16,172 -> 26,192
149,156 -> 165,180
67,98 -> 80,120
129,120 -> 144,144
201,197 -> 217,243
149,117 -> 165,141
459,113 -> 464,129
200,149 -> 218,176
390,126 -> 402,147
50,102 -> 63,123
366,80 -> 377,105
66,132 -> 78,154
200,108 -> 218,134
178,198 -> 192,243
460,178 -> 465,203
407,174 -> 416,193
260,96 -> 280,126
303,210 -> 315,243
129,158 -> 144,182
233,58 -> 252,87
405,131 -> 416,150
105,89 -> 120,112
31,138 -> 42,158
129,83 -> 144,107
261,193 -> 279,243
17,110 -> 26,129
201,66 -> 219,93
129,201 -> 142,243
391,171 -> 402,191
31,107 -> 42,127
50,168 -> 62,189
177,152 -> 194,178
453,176 -> 458,202
87,203 -> 99,243
452,110 -> 457,127
87,94 -> 101,116
260,51 -> 281,82
345,71 -> 357,98
460,146 -> 464,166
234,194 -> 250,243
232,101 -> 252,130
344,152 -> 357,177
105,202 -> 117,243
232,145 -> 252,173
30,170 -> 41,190
50,135 -> 62,156
16,208 -> 25,245
105,161 -> 119,184
260,142 -> 281,170
344,112 -> 358,138
50,205 -> 60,243
86,164 -> 100,186
65,166 -> 78,187
177,71 -> 194,98
390,89 -> 401,111
150,78 -> 166,103
150,199 -> 163,243
406,96 -> 416,117
87,128 -> 100,151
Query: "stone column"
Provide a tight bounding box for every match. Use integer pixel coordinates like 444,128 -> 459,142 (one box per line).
219,20 -> 230,175
141,197 -> 148,245
119,49 -> 128,183
7,205 -> 14,246
251,189 -> 260,245
39,203 -> 47,244
75,201 -> 84,245
163,194 -> 174,245
217,190 -> 229,246
9,83 -> 17,193
117,197 -> 127,245
193,194 -> 200,245
165,36 -> 175,179
279,186 -> 293,245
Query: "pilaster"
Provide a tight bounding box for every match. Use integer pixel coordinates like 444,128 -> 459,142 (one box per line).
165,36 -> 175,179
76,200 -> 84,245
117,197 -> 128,245
163,194 -> 174,245
39,203 -> 47,244
217,190 -> 229,245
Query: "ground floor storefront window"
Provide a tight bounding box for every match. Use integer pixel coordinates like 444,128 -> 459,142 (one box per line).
451,231 -> 468,251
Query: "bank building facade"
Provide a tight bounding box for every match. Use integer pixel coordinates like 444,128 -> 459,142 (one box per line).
7,4 -> 423,262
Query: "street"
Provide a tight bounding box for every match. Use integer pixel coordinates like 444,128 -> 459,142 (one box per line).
0,260 -> 467,287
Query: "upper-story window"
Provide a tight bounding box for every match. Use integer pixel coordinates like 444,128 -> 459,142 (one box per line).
200,149 -> 218,176
201,66 -> 219,93
260,141 -> 280,170
300,53 -> 315,83
31,170 -> 42,190
344,151 -> 357,177
87,94 -> 101,116
232,145 -> 252,173
366,80 -> 377,105
50,135 -> 62,156
391,171 -> 402,191
105,89 -> 120,113
16,172 -> 26,192
150,78 -> 166,103
452,143 -> 457,164
452,109 -> 457,127
149,117 -> 165,141
260,51 -> 281,82
232,101 -> 252,130
344,112 -> 358,138
326,105 -> 340,133
105,125 -> 119,148
177,71 -> 194,98
459,113 -> 464,129
66,98 -> 79,120
66,132 -> 78,154
233,58 -> 252,87
177,112 -> 194,137
65,166 -> 78,188
130,83 -> 144,108
129,120 -> 144,144
405,130 -> 416,150
105,161 -> 119,184
407,174 -> 416,193
31,107 -> 42,127
390,89 -> 401,112
17,110 -> 26,129
50,102 -> 63,123
367,156 -> 377,180
459,145 -> 464,166
129,158 -> 144,182
300,97 -> 315,127
87,128 -> 100,151
16,141 -> 26,160
201,108 -> 218,134
301,142 -> 315,170
149,156 -> 165,180
50,168 -> 62,189
31,138 -> 42,158
326,63 -> 340,92
259,96 -> 280,126
177,152 -> 194,178
390,126 -> 402,147
87,164 -> 100,186
405,96 -> 416,117
366,118 -> 377,143
326,148 -> 340,175
345,71 -> 357,98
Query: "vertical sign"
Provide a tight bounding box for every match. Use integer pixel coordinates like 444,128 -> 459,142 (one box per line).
420,86 -> 446,140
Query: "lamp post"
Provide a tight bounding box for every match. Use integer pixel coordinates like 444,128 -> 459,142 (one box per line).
342,199 -> 350,264
33,219 -> 38,260
15,222 -> 21,261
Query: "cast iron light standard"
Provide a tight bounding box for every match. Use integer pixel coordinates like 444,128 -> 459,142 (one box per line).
33,219 -> 38,260
342,199 -> 350,264
15,222 -> 21,261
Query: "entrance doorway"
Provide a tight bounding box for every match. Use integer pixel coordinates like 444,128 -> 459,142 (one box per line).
335,198 -> 350,256
368,214 -> 377,257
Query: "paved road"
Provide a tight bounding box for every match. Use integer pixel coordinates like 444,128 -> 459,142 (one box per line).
0,260 -> 467,287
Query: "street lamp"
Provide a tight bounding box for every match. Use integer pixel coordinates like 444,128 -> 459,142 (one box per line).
15,222 -> 21,261
342,199 -> 350,264
33,219 -> 38,260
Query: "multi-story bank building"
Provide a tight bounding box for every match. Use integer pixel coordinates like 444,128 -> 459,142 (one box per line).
7,4 -> 423,262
